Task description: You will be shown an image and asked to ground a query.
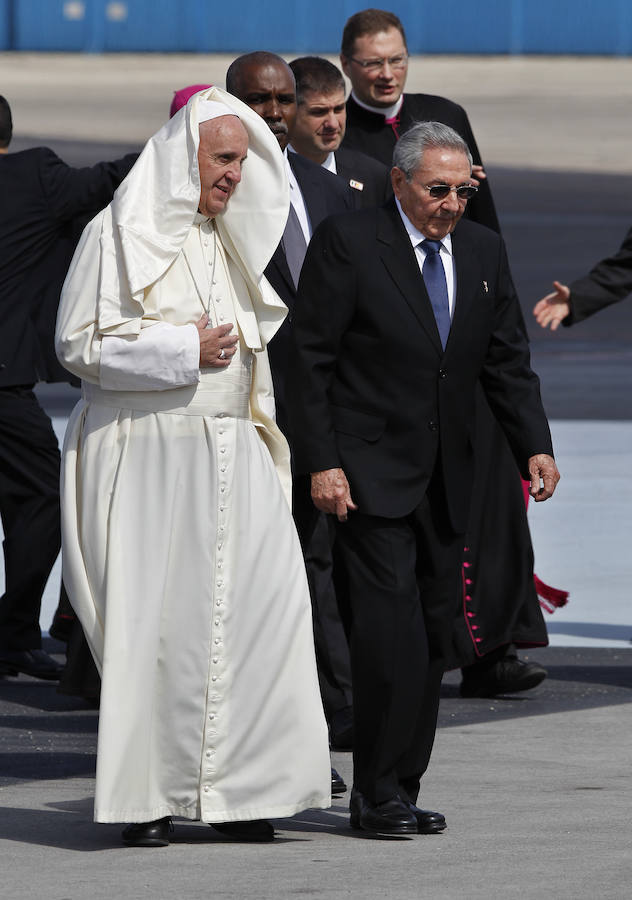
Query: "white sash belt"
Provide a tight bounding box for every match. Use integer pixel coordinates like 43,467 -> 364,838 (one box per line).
82,369 -> 251,419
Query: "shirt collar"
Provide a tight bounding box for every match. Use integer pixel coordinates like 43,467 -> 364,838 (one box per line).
284,148 -> 298,192
351,90 -> 404,122
288,143 -> 337,175
321,151 -> 337,174
395,197 -> 453,255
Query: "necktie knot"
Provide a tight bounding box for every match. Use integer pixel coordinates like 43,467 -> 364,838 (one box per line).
421,239 -> 442,255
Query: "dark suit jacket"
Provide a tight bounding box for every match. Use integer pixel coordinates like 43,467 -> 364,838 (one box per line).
343,93 -> 499,233
334,146 -> 392,209
265,151 -> 354,434
287,201 -> 552,532
0,147 -> 137,385
565,225 -> 632,325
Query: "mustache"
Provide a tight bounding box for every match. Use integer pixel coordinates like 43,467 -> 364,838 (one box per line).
266,121 -> 288,135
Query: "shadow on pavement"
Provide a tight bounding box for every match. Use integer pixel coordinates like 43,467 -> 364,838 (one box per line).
0,802 -> 123,852
0,751 -> 96,782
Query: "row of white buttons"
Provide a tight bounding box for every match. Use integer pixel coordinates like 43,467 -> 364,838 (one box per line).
201,417 -> 232,802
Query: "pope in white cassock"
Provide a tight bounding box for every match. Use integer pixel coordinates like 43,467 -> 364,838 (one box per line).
55,87 -> 331,847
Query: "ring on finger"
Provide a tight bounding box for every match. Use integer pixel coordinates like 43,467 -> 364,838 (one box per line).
218,348 -> 226,360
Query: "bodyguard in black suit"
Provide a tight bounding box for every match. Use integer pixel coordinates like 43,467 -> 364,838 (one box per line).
288,57 -> 391,211
534,225 -> 632,329
334,145 -> 391,208
265,149 -> 354,431
288,122 -> 559,835
0,95 -> 136,679
225,53 -> 355,760
225,52 -> 354,432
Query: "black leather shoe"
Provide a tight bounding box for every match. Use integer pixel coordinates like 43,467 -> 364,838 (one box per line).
0,649 -> 63,681
460,656 -> 547,698
122,817 -> 172,847
331,767 -> 347,795
406,802 -> 447,834
350,789 -> 417,835
211,820 -> 274,841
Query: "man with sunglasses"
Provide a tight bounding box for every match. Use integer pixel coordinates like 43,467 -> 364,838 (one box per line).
340,8 -> 498,232
288,122 -> 559,836
341,8 -> 555,700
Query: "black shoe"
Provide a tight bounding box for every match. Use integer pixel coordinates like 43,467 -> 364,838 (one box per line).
406,802 -> 447,834
331,767 -> 347,795
0,649 -> 64,681
122,817 -> 172,847
460,656 -> 547,698
350,789 -> 417,835
211,820 -> 274,841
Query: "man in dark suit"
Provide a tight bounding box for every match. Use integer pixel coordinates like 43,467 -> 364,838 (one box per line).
288,56 -> 391,210
339,9 -> 554,698
0,95 -> 136,680
225,53 -> 355,777
288,122 -> 559,835
340,8 -> 499,232
225,52 -> 354,433
534,225 -> 632,329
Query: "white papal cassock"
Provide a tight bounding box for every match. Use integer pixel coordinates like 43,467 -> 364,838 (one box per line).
55,88 -> 331,824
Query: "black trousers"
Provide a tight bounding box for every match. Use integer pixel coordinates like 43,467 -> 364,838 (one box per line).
0,386 -> 61,652
335,477 -> 464,806
292,475 -> 352,724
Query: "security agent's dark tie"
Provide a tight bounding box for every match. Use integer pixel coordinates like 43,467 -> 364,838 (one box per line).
281,202 -> 307,289
420,239 -> 451,349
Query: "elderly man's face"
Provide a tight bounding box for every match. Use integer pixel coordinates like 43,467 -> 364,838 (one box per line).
391,147 -> 472,240
291,88 -> 346,163
197,116 -> 248,218
232,61 -> 297,151
341,27 -> 408,108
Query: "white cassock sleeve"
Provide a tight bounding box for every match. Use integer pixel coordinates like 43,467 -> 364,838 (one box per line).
99,321 -> 200,391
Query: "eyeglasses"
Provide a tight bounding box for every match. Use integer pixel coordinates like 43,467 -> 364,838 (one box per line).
422,183 -> 478,200
347,54 -> 408,72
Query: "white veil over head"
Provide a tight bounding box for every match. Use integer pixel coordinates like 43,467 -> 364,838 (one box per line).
96,86 -> 289,339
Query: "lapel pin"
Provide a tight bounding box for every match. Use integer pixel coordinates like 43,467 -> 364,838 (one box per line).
349,179 -> 364,191
482,280 -> 488,293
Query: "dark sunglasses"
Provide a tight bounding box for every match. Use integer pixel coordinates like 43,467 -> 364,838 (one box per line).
424,183 -> 478,200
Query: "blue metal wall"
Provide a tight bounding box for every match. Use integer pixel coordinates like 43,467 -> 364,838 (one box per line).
0,0 -> 11,49
1,0 -> 632,54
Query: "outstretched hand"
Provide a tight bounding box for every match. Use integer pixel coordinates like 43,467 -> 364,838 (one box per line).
533,281 -> 571,330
